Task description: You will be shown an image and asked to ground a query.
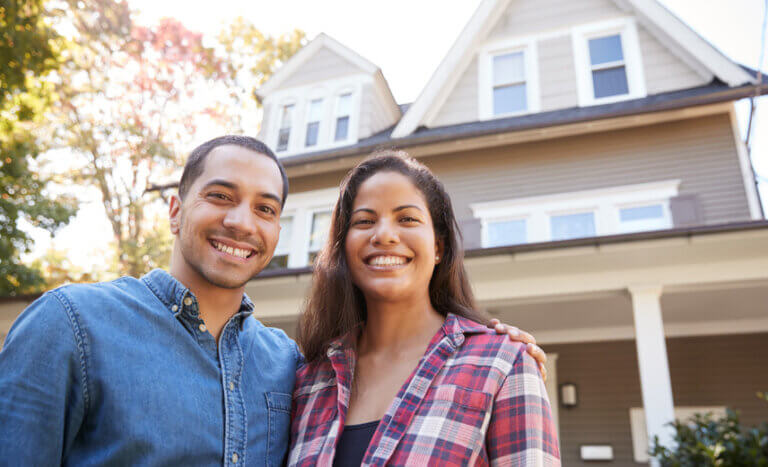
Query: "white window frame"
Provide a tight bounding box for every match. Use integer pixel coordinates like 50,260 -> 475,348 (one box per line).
265,75 -> 366,157
572,17 -> 647,106
303,96 -> 326,148
478,38 -> 540,120
332,90 -> 354,143
629,406 -> 727,463
278,187 -> 339,268
470,180 -> 679,247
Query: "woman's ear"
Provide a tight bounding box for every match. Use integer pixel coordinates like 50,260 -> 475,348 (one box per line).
435,237 -> 445,264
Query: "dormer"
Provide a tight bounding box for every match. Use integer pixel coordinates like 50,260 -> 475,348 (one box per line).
257,34 -> 401,157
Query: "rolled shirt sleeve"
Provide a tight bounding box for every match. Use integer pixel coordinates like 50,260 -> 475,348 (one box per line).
487,346 -> 561,466
0,290 -> 89,463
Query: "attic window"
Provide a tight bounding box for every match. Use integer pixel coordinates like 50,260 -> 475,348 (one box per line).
588,35 -> 629,98
305,98 -> 323,147
334,93 -> 352,141
277,104 -> 294,152
492,51 -> 527,115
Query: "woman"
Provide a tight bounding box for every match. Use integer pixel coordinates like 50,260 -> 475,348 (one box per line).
289,151 -> 560,466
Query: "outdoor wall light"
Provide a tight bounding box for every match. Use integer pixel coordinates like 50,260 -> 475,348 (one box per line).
560,382 -> 578,408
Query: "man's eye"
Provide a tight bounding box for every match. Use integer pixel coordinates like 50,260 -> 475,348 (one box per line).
208,193 -> 230,201
259,206 -> 277,215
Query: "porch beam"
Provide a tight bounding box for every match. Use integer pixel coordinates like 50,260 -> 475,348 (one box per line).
629,285 -> 675,464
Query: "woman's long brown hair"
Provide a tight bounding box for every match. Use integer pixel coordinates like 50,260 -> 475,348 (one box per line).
296,150 -> 489,362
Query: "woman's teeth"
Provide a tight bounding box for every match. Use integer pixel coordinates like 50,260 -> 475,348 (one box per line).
368,256 -> 407,266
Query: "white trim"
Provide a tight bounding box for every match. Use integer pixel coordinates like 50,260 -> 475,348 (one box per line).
258,33 -> 378,97
470,180 -> 679,246
572,17 -> 647,106
729,106 -> 764,220
543,353 -> 560,442
478,37 -> 540,120
280,188 -> 339,268
630,406 -> 727,463
623,0 -> 754,87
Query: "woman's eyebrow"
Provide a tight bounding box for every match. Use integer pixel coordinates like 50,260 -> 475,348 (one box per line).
393,204 -> 423,212
352,208 -> 376,215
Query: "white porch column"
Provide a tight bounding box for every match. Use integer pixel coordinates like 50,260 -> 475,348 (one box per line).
629,285 -> 675,463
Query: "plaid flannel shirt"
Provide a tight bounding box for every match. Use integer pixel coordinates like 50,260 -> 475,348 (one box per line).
289,314 -> 561,466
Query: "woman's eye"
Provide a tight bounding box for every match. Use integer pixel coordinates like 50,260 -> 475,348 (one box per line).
352,219 -> 373,226
400,216 -> 419,223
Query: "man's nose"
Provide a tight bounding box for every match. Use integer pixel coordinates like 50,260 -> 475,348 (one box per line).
222,203 -> 257,235
371,218 -> 399,245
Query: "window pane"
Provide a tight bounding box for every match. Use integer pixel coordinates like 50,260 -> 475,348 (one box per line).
335,116 -> 349,141
305,122 -> 319,147
493,83 -> 527,115
487,219 -> 527,247
309,211 -> 332,252
274,216 -> 293,255
279,104 -> 294,129
589,35 -> 624,65
592,66 -> 629,98
551,212 -> 596,241
336,93 -> 352,116
493,52 -> 525,86
277,128 -> 290,152
620,204 -> 664,222
307,98 -> 323,122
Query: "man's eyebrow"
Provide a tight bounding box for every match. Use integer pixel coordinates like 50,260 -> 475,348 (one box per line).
202,179 -> 237,191
260,192 -> 283,205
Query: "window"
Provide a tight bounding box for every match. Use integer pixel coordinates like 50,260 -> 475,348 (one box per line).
304,99 -> 323,147
334,93 -> 352,142
470,180 -> 679,247
277,104 -> 294,152
588,35 -> 629,98
486,219 -> 527,247
308,210 -> 332,263
550,212 -> 596,241
492,51 -> 527,115
266,215 -> 293,269
572,18 -> 646,106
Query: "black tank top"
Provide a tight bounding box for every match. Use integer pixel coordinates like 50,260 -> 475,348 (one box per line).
332,420 -> 379,467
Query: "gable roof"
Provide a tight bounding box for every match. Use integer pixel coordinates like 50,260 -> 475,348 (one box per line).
257,33 -> 380,98
391,0 -> 756,138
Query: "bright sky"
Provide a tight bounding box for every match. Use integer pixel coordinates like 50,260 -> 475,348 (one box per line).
26,0 -> 768,270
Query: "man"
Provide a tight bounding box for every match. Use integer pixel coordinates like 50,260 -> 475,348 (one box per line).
0,136 -> 545,465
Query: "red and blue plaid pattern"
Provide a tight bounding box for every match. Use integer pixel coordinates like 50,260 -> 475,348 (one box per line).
289,314 -> 561,466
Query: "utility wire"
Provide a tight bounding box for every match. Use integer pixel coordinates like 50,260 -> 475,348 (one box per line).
745,0 -> 768,149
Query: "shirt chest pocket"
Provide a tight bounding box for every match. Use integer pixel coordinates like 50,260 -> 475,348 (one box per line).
265,391 -> 292,467
415,386 -> 493,450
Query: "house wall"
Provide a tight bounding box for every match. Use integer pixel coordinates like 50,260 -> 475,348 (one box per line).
547,333 -> 768,466
430,0 -> 710,127
276,47 -> 363,90
359,82 -> 397,139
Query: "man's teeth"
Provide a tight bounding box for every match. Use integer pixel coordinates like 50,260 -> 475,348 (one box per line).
369,256 -> 407,266
213,241 -> 251,259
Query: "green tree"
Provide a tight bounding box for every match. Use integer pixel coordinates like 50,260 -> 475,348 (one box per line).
0,0 -> 76,295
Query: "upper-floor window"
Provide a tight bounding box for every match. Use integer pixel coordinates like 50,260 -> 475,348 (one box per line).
334,93 -> 352,142
492,51 -> 527,115
266,215 -> 293,269
588,34 -> 629,99
478,39 -> 539,120
470,180 -> 679,248
305,98 -> 323,147
573,18 -> 646,106
308,210 -> 332,263
277,104 -> 294,152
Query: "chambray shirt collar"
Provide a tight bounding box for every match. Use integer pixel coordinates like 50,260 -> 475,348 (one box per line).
142,269 -> 254,326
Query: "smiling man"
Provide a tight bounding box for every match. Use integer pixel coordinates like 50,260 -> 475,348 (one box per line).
0,135 -> 544,465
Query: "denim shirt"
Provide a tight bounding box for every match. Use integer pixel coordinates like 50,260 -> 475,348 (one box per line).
0,269 -> 301,466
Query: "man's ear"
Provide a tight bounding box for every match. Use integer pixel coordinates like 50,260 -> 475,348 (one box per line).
169,194 -> 182,235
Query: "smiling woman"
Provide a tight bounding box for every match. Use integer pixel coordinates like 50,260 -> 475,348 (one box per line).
290,151 -> 560,466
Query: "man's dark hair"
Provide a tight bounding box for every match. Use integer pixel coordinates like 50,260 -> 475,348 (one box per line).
178,135 -> 289,208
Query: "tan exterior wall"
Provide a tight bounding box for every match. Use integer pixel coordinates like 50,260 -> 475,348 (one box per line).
277,47 -> 363,90
424,114 -> 750,229
430,0 -> 710,128
359,82 -> 397,139
547,333 -> 768,466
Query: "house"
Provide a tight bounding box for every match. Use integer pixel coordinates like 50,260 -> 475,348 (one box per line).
249,0 -> 768,464
2,0 -> 767,464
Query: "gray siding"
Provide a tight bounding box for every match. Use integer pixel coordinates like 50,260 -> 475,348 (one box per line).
430,0 -> 709,128
359,83 -> 397,139
431,56 -> 480,128
547,333 -> 768,466
539,36 -> 579,111
424,114 -> 750,229
277,47 -> 363,90
639,26 -> 710,95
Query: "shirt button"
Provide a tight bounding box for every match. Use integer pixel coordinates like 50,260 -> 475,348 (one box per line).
231,453 -> 238,463
184,297 -> 193,306
198,324 -> 207,333
171,305 -> 178,312
228,381 -> 235,391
